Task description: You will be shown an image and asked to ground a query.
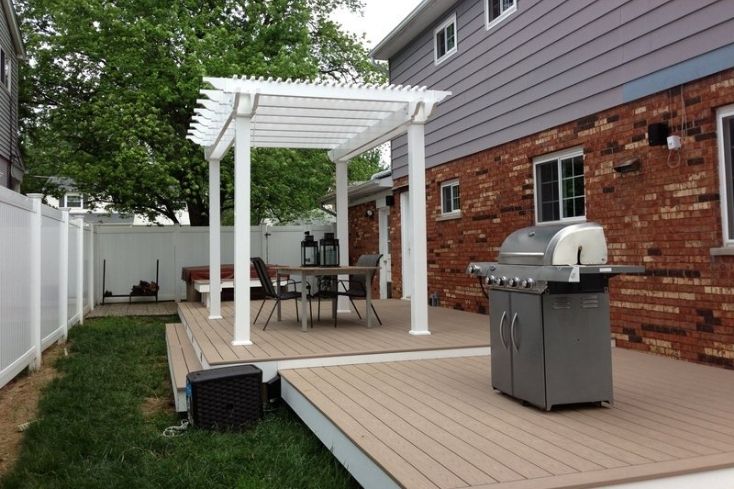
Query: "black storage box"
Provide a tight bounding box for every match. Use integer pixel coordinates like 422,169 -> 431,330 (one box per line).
186,365 -> 263,431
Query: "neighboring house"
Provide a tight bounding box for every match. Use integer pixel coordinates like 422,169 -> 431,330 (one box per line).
45,180 -> 191,225
370,0 -> 734,368
0,0 -> 24,191
322,169 -> 394,299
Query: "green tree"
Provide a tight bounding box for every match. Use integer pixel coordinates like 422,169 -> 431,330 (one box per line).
19,0 -> 385,225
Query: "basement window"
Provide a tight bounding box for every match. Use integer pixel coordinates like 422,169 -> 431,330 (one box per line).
485,0 -> 517,30
440,179 -> 461,217
534,148 -> 585,224
434,14 -> 457,65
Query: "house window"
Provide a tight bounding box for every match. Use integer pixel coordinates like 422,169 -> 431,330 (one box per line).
0,49 -> 8,89
717,104 -> 734,245
434,14 -> 457,65
534,148 -> 585,223
441,179 -> 460,215
485,0 -> 517,30
64,193 -> 84,209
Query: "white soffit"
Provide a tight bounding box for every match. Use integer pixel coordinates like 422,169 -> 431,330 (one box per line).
187,76 -> 451,161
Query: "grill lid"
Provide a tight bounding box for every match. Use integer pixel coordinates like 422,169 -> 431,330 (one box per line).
498,222 -> 608,266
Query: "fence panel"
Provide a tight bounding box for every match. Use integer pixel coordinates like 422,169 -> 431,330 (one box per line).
40,207 -> 64,348
0,189 -> 36,388
83,226 -> 92,311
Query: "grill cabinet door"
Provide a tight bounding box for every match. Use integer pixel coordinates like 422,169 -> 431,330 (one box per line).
509,292 -> 547,409
489,290 -> 512,395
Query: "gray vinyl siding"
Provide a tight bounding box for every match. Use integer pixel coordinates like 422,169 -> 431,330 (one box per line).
0,2 -> 18,187
389,0 -> 734,177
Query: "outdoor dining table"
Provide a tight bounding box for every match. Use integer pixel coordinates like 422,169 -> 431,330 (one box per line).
274,265 -> 379,332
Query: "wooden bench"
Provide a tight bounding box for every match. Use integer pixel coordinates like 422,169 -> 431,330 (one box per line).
165,323 -> 202,412
193,278 -> 289,307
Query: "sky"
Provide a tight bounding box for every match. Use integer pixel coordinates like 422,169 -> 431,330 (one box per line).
331,0 -> 424,51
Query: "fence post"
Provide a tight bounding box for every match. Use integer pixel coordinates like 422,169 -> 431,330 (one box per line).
75,218 -> 84,325
87,224 -> 94,311
59,208 -> 70,341
28,194 -> 43,370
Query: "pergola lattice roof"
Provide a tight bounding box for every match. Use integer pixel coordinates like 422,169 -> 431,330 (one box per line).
187,76 -> 451,161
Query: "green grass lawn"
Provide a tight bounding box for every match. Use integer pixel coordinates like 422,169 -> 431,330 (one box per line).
0,316 -> 358,489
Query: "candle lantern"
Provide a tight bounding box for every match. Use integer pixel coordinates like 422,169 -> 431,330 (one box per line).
319,232 -> 340,267
301,232 -> 319,267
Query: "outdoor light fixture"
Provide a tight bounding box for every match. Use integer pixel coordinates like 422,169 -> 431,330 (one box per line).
319,232 -> 340,267
365,209 -> 374,218
301,232 -> 319,267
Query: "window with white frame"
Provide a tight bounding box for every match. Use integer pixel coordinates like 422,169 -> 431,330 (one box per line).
434,14 -> 457,65
441,179 -> 460,215
534,148 -> 585,223
0,49 -> 8,90
485,0 -> 517,30
717,104 -> 734,245
64,193 -> 84,209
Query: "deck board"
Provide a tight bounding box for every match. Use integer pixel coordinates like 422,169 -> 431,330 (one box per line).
281,350 -> 734,489
178,299 -> 490,365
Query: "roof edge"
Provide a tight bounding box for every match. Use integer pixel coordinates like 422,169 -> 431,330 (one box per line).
2,0 -> 25,60
370,0 -> 455,61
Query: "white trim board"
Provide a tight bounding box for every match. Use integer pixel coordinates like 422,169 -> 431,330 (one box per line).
281,377 -> 401,489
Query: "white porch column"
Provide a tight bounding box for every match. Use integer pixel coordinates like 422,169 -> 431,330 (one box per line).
407,123 -> 430,335
232,112 -> 253,346
335,159 -> 350,313
208,157 -> 222,320
59,209 -> 69,341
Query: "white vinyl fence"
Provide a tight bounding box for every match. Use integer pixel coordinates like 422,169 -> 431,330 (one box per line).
0,188 -> 91,390
94,223 -> 334,303
0,191 -> 332,390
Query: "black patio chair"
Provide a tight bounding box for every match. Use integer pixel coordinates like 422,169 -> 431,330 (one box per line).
308,275 -> 339,328
336,254 -> 383,326
251,257 -> 305,330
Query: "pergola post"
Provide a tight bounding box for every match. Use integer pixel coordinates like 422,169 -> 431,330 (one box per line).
407,121 -> 430,335
207,156 -> 222,320
232,95 -> 255,346
335,159 -> 351,313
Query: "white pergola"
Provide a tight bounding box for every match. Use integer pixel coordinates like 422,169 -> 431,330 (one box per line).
187,76 -> 450,346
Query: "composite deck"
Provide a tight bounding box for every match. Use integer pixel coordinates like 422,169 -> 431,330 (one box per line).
281,349 -> 734,489
177,299 -> 490,366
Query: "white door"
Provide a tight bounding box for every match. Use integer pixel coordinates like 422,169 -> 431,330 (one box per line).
378,206 -> 391,298
400,191 -> 412,299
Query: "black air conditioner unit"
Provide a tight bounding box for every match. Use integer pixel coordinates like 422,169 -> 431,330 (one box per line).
187,365 -> 263,431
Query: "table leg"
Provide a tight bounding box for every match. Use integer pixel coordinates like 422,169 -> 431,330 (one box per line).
366,271 -> 373,328
301,276 -> 309,332
276,271 -> 282,321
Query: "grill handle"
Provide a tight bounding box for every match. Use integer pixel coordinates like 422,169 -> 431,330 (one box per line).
510,313 -> 519,351
499,311 -> 508,349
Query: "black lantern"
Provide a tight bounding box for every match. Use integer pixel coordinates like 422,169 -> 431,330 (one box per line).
319,232 -> 340,267
301,232 -> 319,267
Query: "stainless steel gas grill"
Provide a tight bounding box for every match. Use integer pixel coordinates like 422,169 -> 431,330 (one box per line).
467,222 -> 643,410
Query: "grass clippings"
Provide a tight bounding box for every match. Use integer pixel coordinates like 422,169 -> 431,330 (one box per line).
0,316 -> 358,489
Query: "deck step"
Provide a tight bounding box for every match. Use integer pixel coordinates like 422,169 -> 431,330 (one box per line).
165,323 -> 202,412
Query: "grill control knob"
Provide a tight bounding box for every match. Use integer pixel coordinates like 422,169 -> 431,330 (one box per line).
468,264 -> 480,275
499,276 -> 508,286
510,277 -> 520,287
525,278 -> 535,289
488,275 -> 498,286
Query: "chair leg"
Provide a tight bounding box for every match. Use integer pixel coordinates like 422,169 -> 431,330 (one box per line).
253,299 -> 266,324
349,297 -> 362,319
317,296 -> 321,321
309,298 -> 314,328
295,298 -> 300,322
371,303 -> 383,326
262,300 -> 279,331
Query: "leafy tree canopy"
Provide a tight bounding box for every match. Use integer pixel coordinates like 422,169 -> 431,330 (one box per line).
19,0 -> 386,225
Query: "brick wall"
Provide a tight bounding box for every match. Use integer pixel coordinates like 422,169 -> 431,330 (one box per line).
389,68 -> 734,368
348,201 -> 381,298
